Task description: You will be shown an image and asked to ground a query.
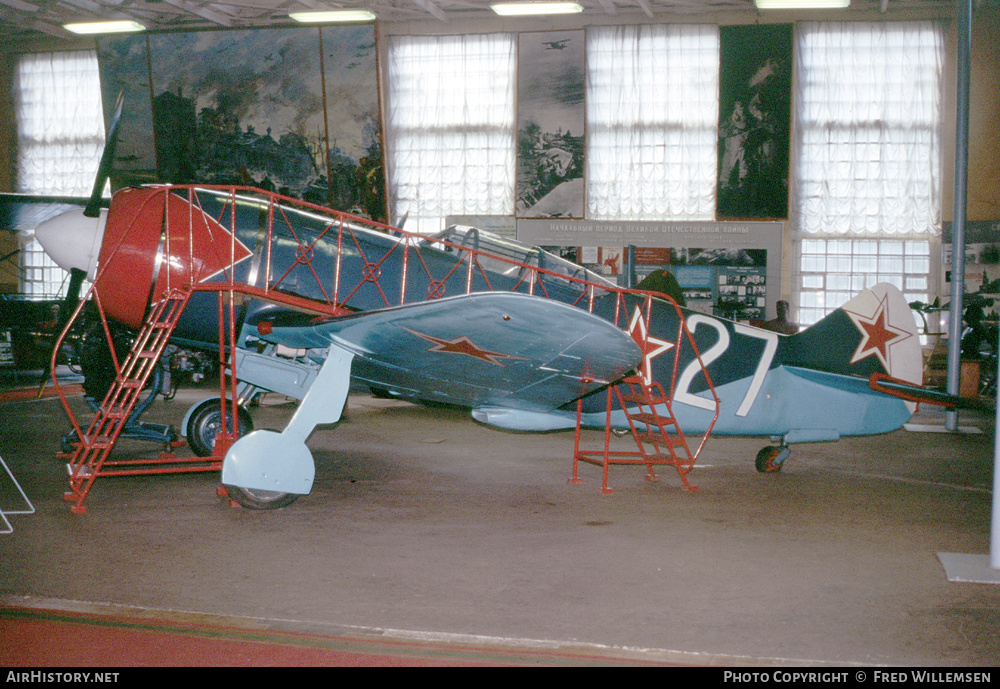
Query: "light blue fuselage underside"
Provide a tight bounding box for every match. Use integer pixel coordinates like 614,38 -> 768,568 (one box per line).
471,366 -> 913,442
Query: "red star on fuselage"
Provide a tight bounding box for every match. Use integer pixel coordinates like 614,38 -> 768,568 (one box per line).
844,293 -> 912,370
403,328 -> 525,367
628,306 -> 675,385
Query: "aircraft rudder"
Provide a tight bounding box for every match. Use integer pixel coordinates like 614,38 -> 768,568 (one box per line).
789,283 -> 922,384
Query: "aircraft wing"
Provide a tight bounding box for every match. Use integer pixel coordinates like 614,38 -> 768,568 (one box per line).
248,291 -> 644,412
0,193 -> 97,234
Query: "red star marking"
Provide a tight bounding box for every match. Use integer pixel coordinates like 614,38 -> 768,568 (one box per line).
628,307 -> 674,385
403,328 -> 525,367
844,293 -> 912,370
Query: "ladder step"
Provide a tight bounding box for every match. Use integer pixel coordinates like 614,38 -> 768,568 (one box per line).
629,412 -> 676,426
635,432 -> 685,446
644,452 -> 693,464
79,436 -> 114,450
621,393 -> 667,406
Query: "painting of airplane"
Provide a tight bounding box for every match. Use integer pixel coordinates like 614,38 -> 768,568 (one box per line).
0,109 -> 953,512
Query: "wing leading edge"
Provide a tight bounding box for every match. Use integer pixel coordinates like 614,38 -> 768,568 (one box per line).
248,291 -> 644,412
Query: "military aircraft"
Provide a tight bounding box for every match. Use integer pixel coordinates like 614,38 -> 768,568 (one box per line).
0,102 -> 952,512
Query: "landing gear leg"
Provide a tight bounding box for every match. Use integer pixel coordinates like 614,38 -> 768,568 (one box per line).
222,346 -> 354,510
755,443 -> 790,473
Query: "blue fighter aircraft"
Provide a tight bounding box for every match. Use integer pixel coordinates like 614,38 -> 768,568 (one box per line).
13,181 -> 939,511
0,106 -> 945,510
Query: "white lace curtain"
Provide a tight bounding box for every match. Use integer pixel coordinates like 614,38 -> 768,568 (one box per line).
14,50 -> 106,196
386,33 -> 516,234
13,50 -> 105,297
585,24 -> 719,221
790,21 -> 944,237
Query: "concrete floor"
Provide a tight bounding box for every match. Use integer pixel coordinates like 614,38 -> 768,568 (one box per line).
1,371 -> 998,666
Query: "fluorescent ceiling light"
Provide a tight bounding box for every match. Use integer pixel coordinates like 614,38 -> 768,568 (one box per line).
755,0 -> 849,8
289,10 -> 377,23
491,2 -> 584,16
64,20 -> 145,34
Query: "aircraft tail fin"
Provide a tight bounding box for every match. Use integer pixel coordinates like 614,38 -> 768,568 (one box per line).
784,283 -> 923,385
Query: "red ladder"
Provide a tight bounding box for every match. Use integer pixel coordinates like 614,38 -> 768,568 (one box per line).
63,289 -> 196,513
572,374 -> 699,494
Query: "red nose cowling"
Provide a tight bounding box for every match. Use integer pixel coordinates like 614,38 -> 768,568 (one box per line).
94,187 -> 251,329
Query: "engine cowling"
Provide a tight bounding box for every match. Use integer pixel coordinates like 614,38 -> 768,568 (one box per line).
94,186 -> 251,329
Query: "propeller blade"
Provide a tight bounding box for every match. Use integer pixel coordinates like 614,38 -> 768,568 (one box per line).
83,91 -> 124,219
57,267 -> 87,332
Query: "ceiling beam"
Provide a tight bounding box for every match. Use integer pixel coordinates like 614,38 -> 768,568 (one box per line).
411,0 -> 449,22
161,0 -> 235,26
59,0 -> 106,13
0,0 -> 39,11
31,19 -> 72,37
595,0 -> 618,14
636,0 -> 654,17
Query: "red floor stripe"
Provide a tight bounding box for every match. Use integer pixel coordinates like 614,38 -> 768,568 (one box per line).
0,384 -> 83,403
0,607 -> 669,667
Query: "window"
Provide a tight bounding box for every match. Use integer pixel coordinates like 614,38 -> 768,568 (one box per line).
386,34 -> 516,235
585,24 -> 719,221
14,50 -> 106,298
791,22 -> 943,325
797,238 -> 931,326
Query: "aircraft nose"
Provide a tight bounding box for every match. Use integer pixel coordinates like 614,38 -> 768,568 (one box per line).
34,208 -> 106,281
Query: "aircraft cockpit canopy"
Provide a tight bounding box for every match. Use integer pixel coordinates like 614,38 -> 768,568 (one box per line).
428,225 -> 613,295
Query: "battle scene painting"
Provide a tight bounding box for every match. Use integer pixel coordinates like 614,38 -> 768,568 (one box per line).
516,31 -> 585,218
96,34 -> 159,188
99,26 -> 384,220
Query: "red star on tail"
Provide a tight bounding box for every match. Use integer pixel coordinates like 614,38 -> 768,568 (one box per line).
844,293 -> 912,370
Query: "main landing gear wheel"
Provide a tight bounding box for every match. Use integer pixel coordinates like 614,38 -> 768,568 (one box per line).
184,398 -> 254,458
224,484 -> 299,510
756,445 -> 790,473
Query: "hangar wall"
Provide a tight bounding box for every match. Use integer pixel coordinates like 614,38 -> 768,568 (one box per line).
0,6 -> 997,300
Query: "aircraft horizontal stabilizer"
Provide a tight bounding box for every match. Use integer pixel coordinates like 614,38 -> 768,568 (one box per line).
868,372 -> 992,411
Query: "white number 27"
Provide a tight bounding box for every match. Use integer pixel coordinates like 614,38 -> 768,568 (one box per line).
674,315 -> 778,417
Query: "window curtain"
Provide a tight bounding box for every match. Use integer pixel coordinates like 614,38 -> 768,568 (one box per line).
14,50 -> 105,297
585,24 -> 719,221
790,21 -> 944,237
386,33 -> 516,234
14,50 -> 106,196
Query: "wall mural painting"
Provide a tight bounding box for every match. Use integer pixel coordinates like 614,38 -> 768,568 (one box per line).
516,30 -> 585,219
96,34 -> 159,188
97,26 -> 385,221
717,24 -> 792,221
321,27 -> 384,222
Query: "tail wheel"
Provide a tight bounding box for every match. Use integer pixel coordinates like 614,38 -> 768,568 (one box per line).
756,445 -> 789,473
